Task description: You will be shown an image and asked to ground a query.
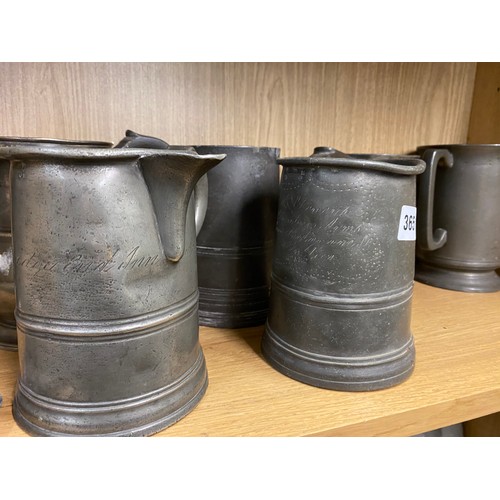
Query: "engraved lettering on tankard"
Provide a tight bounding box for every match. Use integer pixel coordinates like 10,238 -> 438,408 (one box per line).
261,148 -> 426,391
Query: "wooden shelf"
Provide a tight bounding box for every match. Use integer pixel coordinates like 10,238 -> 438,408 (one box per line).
1,281 -> 499,437
0,63 -> 497,438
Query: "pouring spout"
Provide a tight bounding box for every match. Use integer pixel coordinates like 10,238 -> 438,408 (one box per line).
140,152 -> 225,262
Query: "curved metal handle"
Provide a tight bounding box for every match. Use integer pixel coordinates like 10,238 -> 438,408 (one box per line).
417,148 -> 454,251
194,174 -> 208,236
114,129 -> 170,149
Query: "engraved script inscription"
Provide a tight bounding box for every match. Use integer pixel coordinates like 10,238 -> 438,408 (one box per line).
275,190 -> 384,287
16,246 -> 160,276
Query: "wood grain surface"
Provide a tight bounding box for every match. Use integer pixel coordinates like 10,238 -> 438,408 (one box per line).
0,62 -> 476,156
1,282 -> 499,437
467,62 -> 500,144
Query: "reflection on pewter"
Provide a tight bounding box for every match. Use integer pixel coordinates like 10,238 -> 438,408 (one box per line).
0,136 -> 112,351
416,144 -> 500,292
1,139 -> 225,436
261,148 -> 426,391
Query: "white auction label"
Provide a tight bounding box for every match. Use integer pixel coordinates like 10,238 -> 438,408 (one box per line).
397,205 -> 417,241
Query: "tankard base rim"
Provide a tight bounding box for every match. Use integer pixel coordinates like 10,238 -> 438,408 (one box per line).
12,377 -> 208,437
12,355 -> 209,436
261,325 -> 415,392
415,261 -> 500,293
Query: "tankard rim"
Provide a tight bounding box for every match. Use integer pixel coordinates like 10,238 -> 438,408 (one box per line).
0,144 -> 226,162
278,155 -> 426,175
176,144 -> 281,154
417,143 -> 500,151
0,136 -> 112,148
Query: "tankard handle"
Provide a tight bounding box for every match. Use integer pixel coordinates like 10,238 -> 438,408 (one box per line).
114,130 -> 171,149
417,148 -> 454,251
194,174 -> 208,236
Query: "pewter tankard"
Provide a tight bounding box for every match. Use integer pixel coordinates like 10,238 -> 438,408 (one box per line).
0,136 -> 112,351
1,143 -> 225,436
261,148 -> 426,391
193,146 -> 280,328
415,144 -> 500,292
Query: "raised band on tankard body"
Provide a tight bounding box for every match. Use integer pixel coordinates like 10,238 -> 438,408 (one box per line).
1,141 -> 225,436
415,144 -> 500,292
261,148 -> 426,391
0,136 -> 112,351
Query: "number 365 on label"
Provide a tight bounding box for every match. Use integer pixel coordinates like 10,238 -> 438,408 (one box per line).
397,205 -> 417,241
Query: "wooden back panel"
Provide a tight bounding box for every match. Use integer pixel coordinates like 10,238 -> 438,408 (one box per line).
0,62 -> 476,155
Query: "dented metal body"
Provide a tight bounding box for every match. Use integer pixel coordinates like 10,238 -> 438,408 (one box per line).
0,141 -> 224,435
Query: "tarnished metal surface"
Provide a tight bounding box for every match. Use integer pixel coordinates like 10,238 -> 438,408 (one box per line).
193,146 -> 280,328
261,148 -> 426,391
0,142 -> 225,436
416,144 -> 500,292
0,137 -> 112,351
